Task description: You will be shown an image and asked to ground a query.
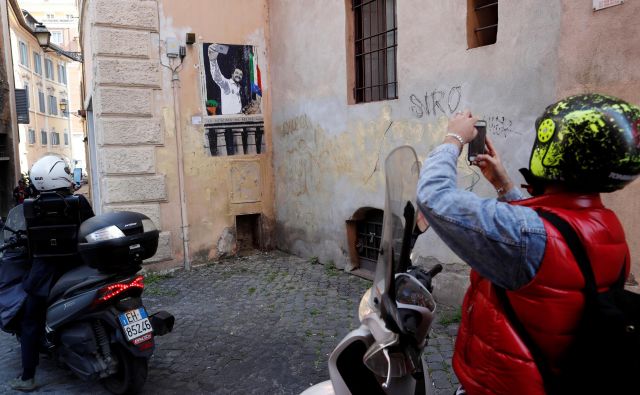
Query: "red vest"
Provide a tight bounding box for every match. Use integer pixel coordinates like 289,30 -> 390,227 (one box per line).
452,193 -> 629,395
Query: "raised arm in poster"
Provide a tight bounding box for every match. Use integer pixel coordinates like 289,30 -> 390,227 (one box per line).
203,43 -> 262,116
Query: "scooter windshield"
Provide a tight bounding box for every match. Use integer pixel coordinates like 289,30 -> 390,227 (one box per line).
372,146 -> 421,310
2,205 -> 26,244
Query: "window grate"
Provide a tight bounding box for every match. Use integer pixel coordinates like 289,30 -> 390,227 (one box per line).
353,0 -> 397,104
355,209 -> 383,264
469,0 -> 498,48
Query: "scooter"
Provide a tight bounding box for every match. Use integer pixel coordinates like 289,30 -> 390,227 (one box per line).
302,146 -> 440,395
0,202 -> 175,394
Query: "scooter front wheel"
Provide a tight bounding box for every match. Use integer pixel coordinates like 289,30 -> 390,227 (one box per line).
101,344 -> 148,394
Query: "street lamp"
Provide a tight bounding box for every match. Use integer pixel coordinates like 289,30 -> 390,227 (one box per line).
59,98 -> 68,115
32,22 -> 82,63
33,22 -> 51,48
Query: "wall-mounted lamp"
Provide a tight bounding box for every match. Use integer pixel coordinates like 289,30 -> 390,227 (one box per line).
33,22 -> 51,48
33,22 -> 82,63
59,98 -> 68,115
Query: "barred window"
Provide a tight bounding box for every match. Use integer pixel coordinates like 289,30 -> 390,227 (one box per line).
352,0 -> 397,103
468,0 -> 498,49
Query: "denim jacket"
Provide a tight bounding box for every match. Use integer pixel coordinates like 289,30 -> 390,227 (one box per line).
416,144 -> 547,290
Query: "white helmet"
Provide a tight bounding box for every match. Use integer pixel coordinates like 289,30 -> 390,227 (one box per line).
30,154 -> 74,192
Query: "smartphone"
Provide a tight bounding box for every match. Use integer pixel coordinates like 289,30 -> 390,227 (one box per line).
210,44 -> 229,55
468,120 -> 487,164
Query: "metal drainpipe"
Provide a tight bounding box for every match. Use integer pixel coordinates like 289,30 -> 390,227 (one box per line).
171,70 -> 191,270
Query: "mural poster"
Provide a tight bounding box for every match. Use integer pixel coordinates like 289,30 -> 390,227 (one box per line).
202,43 -> 262,116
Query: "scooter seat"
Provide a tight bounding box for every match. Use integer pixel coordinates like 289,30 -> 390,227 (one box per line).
48,265 -> 107,303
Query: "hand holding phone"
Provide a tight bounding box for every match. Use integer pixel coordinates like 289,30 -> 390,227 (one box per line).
468,120 -> 487,164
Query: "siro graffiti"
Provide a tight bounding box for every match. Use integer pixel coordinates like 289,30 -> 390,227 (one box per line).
486,115 -> 520,138
410,86 -> 463,118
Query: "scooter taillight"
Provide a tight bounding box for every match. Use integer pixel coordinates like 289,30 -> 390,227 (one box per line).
95,276 -> 144,305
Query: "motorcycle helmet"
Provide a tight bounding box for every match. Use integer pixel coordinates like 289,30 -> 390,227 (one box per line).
30,154 -> 74,192
521,94 -> 640,193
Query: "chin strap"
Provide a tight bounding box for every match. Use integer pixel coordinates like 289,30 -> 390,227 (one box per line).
519,168 -> 547,196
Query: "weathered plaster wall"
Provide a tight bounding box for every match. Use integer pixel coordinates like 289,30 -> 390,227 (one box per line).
555,1 -> 640,281
157,0 -> 273,265
269,0 -> 562,303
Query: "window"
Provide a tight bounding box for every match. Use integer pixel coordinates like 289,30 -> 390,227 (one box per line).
46,13 -> 54,20
51,31 -> 63,46
19,41 -> 29,67
45,59 -> 54,79
57,64 -> 67,84
352,0 -> 397,103
38,90 -> 45,113
467,0 -> 498,48
23,83 -> 30,108
51,131 -> 60,145
41,130 -> 48,145
48,95 -> 58,115
28,129 -> 36,145
64,131 -> 69,145
33,52 -> 42,75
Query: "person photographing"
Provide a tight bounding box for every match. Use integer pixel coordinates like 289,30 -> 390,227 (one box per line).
417,94 -> 640,394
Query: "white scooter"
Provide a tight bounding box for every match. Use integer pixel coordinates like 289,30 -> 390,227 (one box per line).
303,146 -> 440,395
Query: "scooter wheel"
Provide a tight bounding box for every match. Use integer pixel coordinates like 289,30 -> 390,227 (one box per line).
101,344 -> 148,394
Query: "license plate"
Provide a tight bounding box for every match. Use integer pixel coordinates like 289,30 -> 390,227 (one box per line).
118,308 -> 153,342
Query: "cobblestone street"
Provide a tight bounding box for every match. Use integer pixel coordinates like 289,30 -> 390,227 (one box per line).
0,251 -> 459,394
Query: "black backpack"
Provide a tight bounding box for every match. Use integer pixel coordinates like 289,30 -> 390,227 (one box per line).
497,211 -> 640,394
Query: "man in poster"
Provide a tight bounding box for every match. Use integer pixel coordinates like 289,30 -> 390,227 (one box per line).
208,44 -> 243,115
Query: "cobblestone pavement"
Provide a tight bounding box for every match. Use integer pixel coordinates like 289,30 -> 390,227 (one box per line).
0,251 -> 460,394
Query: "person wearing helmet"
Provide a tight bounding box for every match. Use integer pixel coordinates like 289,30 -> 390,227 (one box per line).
9,155 -> 94,391
417,94 -> 640,395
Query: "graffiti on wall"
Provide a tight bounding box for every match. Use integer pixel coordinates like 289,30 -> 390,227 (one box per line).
201,43 -> 265,156
486,115 -> 521,139
410,86 -> 463,118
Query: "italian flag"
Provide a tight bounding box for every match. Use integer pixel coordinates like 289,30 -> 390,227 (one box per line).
249,52 -> 262,97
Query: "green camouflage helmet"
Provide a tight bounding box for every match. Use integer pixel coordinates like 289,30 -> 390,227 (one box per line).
528,93 -> 640,192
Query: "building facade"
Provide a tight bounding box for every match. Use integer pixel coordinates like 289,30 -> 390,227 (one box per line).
0,0 -> 21,215
8,0 -> 74,173
79,0 -> 274,269
19,0 -> 86,171
80,1 -> 640,302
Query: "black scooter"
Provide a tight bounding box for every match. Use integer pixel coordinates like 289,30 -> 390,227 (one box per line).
0,203 -> 174,394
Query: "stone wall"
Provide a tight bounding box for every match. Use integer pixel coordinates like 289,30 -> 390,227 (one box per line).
82,0 -> 173,264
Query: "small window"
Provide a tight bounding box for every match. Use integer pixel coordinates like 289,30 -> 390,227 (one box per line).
51,131 -> 60,145
33,52 -> 42,75
45,59 -> 54,79
467,0 -> 498,49
19,42 -> 29,67
57,64 -> 67,84
41,130 -> 48,145
64,131 -> 69,145
23,83 -> 30,108
352,0 -> 398,103
51,31 -> 63,46
38,90 -> 45,113
48,95 -> 58,115
28,129 -> 36,145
